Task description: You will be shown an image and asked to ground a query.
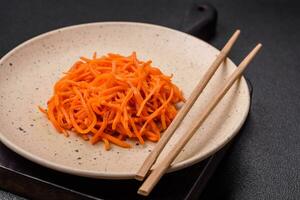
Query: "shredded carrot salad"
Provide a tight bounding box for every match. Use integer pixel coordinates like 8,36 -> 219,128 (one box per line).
39,52 -> 185,150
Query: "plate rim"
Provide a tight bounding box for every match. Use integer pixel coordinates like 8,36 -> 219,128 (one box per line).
0,21 -> 250,179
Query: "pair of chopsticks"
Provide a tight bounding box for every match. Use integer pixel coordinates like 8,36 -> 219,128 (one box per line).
135,30 -> 262,196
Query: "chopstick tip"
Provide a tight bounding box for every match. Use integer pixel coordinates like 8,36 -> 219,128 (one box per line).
135,174 -> 145,181
254,43 -> 263,51
137,188 -> 149,196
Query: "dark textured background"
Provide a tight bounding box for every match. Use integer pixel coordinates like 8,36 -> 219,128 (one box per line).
0,0 -> 299,199
202,1 -> 300,199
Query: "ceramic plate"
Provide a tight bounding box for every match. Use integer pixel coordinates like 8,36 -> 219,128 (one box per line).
0,22 -> 250,179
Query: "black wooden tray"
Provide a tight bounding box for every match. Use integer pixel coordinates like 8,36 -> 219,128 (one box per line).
0,3 -> 250,200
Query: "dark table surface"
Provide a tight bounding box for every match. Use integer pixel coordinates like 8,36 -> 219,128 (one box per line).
0,0 -> 299,199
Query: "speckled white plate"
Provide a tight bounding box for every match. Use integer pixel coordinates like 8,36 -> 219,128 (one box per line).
0,22 -> 250,179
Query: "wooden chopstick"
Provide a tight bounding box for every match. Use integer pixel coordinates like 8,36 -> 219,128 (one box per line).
138,43 -> 262,196
135,30 -> 241,181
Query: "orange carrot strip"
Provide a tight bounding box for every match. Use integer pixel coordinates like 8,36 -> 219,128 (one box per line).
91,113 -> 108,144
102,138 -> 110,150
103,133 -> 131,148
38,106 -> 47,114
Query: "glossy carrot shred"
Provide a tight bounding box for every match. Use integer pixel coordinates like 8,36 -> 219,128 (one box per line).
39,52 -> 184,150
